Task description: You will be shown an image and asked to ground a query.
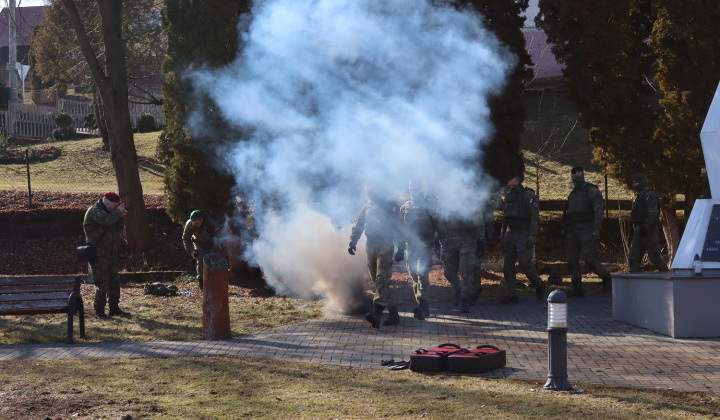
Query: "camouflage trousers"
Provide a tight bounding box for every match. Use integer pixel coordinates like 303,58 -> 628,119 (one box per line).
405,238 -> 434,305
502,229 -> 543,296
195,248 -> 210,289
629,224 -> 669,272
442,238 -> 480,299
89,257 -> 120,313
365,240 -> 395,307
565,223 -> 611,284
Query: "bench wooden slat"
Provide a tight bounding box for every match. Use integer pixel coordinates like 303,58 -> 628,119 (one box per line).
0,292 -> 75,303
0,300 -> 68,314
0,276 -> 77,287
0,275 -> 85,344
0,285 -> 75,295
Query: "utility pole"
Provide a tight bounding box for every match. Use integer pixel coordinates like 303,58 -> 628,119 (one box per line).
8,0 -> 18,134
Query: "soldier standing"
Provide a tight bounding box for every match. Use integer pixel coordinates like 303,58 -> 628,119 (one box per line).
629,173 -> 669,272
400,180 -> 439,320
563,167 -> 612,297
183,210 -> 220,291
349,184 -> 405,328
438,202 -> 486,313
469,200 -> 497,306
83,192 -> 129,319
500,174 -> 545,304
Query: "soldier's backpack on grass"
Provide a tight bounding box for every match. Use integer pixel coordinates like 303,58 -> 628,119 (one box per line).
144,282 -> 179,296
410,343 -> 464,372
447,345 -> 507,374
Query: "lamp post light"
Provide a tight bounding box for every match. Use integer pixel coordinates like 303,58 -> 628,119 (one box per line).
543,290 -> 573,391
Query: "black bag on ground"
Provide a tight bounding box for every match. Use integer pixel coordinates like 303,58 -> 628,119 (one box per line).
447,345 -> 507,374
410,343 -> 465,372
76,244 -> 97,262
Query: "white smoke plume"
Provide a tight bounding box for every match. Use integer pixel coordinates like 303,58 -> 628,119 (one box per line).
188,0 -> 515,309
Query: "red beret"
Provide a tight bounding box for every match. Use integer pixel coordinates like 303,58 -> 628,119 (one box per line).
104,192 -> 121,203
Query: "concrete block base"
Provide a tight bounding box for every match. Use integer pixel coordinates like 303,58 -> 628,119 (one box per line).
612,272 -> 720,338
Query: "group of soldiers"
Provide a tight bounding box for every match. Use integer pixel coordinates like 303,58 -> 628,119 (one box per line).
82,168 -> 669,325
348,168 -> 669,329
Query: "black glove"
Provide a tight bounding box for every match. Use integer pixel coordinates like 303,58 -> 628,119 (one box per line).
348,245 -> 356,255
395,249 -> 405,262
475,240 -> 485,260
638,226 -> 647,237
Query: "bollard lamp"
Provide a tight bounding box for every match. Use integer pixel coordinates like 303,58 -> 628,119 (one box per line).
544,290 -> 573,391
693,254 -> 703,276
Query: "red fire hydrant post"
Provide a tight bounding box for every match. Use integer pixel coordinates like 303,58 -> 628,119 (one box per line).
202,252 -> 231,340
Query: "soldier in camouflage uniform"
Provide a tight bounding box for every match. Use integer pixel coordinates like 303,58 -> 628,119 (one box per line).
564,167 -> 612,297
400,180 -> 439,320
629,173 -> 669,272
183,210 -> 220,291
500,174 -> 545,304
349,184 -> 405,329
83,192 -> 129,319
469,200 -> 496,306
438,204 -> 486,313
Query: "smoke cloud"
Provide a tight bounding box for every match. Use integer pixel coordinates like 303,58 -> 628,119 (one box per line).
188,0 -> 515,309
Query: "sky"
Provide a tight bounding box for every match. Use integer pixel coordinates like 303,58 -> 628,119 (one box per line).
4,0 -> 46,7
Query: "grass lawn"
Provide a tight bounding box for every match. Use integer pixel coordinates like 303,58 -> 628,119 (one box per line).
0,274 -> 324,345
0,131 -> 165,194
0,356 -> 716,419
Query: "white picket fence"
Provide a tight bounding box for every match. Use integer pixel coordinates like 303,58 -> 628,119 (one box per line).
0,100 -> 164,139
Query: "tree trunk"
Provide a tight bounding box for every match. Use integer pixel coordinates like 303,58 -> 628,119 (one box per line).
93,89 -> 109,150
660,207 -> 680,266
62,0 -> 152,252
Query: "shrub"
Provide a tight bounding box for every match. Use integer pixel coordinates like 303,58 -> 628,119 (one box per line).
54,112 -> 73,128
53,112 -> 76,140
137,113 -> 157,133
83,113 -> 98,129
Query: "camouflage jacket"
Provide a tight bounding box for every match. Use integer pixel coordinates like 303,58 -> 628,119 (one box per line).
182,218 -> 218,254
631,186 -> 660,228
400,196 -> 439,242
350,199 -> 403,247
501,185 -> 539,235
83,199 -> 124,260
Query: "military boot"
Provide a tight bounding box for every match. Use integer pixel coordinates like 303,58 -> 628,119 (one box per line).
383,307 -> 401,326
601,275 -> 613,293
109,306 -> 132,318
365,304 -> 384,329
460,297 -> 470,313
412,305 -> 426,320
95,309 -> 109,320
567,283 -> 584,298
418,298 -> 430,318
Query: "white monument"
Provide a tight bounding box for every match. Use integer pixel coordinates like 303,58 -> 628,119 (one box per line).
612,81 -> 720,338
671,80 -> 720,274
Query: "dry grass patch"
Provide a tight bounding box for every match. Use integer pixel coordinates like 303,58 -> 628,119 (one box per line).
0,274 -> 324,345
0,356 -> 716,419
0,131 -> 165,194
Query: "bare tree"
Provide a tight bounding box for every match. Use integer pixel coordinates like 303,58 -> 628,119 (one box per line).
61,0 -> 152,252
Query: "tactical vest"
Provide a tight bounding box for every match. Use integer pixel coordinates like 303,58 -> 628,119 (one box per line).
503,187 -> 531,229
364,203 -> 397,239
404,200 -> 435,238
631,188 -> 657,224
566,183 -> 596,223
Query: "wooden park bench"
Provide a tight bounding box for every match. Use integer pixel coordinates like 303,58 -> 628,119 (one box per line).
0,275 -> 86,344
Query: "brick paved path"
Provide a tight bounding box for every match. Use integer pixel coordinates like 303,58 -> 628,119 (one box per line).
1,293 -> 718,395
